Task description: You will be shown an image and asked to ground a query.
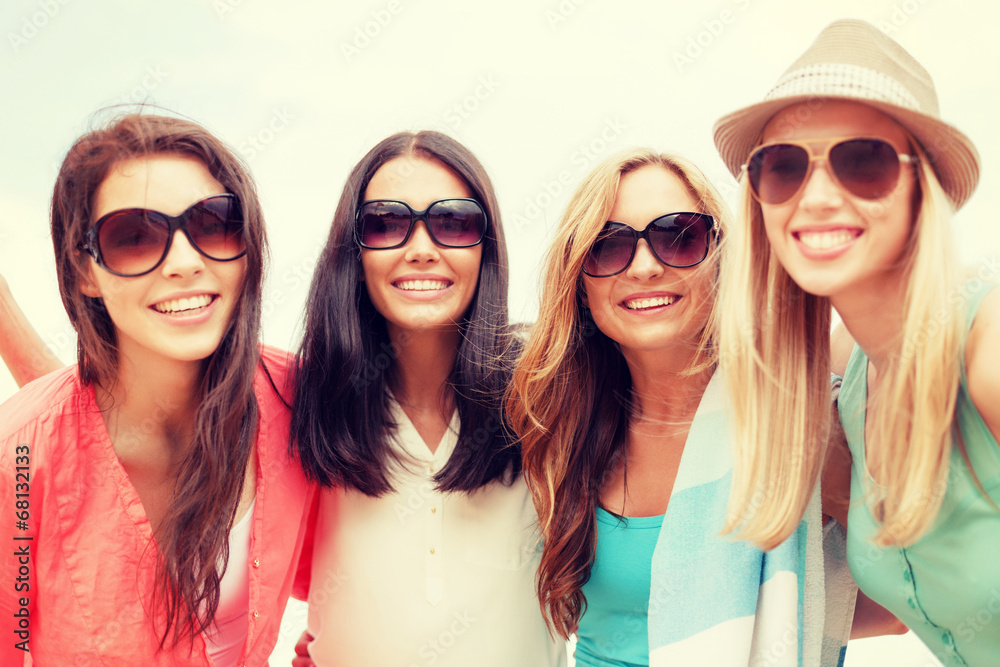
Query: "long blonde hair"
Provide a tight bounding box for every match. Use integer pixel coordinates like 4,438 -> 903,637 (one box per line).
719,138 -> 965,548
507,148 -> 731,637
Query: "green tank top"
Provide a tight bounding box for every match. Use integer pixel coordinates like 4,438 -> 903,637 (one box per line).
838,282 -> 1000,666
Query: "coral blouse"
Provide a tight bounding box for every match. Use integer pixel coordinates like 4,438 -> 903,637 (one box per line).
0,346 -> 315,666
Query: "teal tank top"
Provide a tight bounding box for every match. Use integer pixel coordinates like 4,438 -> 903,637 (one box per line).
839,282 -> 1000,666
575,507 -> 664,667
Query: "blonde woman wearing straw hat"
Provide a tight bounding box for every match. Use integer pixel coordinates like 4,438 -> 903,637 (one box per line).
714,19 -> 999,666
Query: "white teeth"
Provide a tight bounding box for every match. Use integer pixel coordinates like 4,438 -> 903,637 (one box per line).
153,294 -> 213,314
797,229 -> 858,250
624,295 -> 678,310
395,280 -> 450,291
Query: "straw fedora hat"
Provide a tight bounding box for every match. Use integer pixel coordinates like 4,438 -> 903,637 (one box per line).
713,19 -> 980,209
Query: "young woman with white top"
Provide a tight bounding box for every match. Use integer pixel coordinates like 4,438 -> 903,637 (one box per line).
290,131 -> 566,666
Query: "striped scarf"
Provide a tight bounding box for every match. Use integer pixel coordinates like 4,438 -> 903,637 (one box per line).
647,372 -> 855,666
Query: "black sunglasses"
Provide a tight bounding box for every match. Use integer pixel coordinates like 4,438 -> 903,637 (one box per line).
80,193 -> 246,277
355,198 -> 488,249
583,212 -> 719,278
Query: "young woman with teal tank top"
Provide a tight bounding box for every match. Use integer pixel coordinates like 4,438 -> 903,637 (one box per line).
714,19 -> 1000,666
507,149 -> 858,666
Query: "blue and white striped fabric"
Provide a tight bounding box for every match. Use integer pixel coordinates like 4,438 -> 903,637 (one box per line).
647,372 -> 854,666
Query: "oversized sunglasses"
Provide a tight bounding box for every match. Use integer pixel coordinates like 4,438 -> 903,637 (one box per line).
80,194 -> 246,277
355,198 -> 488,249
583,212 -> 719,278
744,137 -> 917,205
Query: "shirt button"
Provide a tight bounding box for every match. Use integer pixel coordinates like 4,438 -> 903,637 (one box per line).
942,633 -> 952,645
253,558 -> 260,568
431,506 -> 437,514
907,598 -> 917,610
429,547 -> 436,555
903,570 -> 911,582
253,610 -> 259,619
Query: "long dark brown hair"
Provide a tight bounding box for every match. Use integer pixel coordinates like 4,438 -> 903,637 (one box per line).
292,131 -> 520,496
506,150 -> 730,638
50,112 -> 267,647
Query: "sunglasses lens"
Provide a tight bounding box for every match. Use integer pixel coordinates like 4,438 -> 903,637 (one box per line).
357,201 -> 412,248
830,139 -> 901,199
747,144 -> 810,204
95,195 -> 245,276
649,213 -> 711,267
187,195 -> 246,260
584,226 -> 635,277
98,211 -> 170,276
427,200 -> 487,247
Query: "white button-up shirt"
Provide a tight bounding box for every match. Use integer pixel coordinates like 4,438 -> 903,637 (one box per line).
306,400 -> 567,666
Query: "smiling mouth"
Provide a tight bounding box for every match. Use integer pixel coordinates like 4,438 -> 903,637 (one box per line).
623,295 -> 679,310
151,294 -> 217,314
794,229 -> 862,250
394,280 -> 452,291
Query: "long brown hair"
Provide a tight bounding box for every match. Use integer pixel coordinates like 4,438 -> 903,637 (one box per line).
506,149 -> 730,638
292,131 -> 520,496
50,112 -> 267,647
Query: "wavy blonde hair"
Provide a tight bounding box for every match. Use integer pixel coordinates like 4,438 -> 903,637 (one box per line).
719,137 -> 965,548
507,148 -> 731,637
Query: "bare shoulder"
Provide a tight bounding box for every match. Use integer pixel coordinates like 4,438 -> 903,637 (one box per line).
966,285 -> 1000,439
830,321 -> 856,378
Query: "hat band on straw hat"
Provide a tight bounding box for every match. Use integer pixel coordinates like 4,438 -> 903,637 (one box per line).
766,63 -> 924,113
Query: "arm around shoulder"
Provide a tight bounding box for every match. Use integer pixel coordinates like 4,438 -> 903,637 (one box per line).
830,321 -> 855,379
851,590 -> 908,639
966,286 -> 1000,441
823,322 -> 856,526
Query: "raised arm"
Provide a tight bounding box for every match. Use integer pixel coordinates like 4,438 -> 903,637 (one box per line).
0,274 -> 64,387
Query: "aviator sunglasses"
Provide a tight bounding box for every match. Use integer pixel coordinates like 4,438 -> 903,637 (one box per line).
355,198 -> 488,249
80,193 -> 246,277
583,212 -> 719,278
745,137 -> 917,205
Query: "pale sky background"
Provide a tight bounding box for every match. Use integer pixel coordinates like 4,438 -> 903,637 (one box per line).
2,1 -> 996,664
